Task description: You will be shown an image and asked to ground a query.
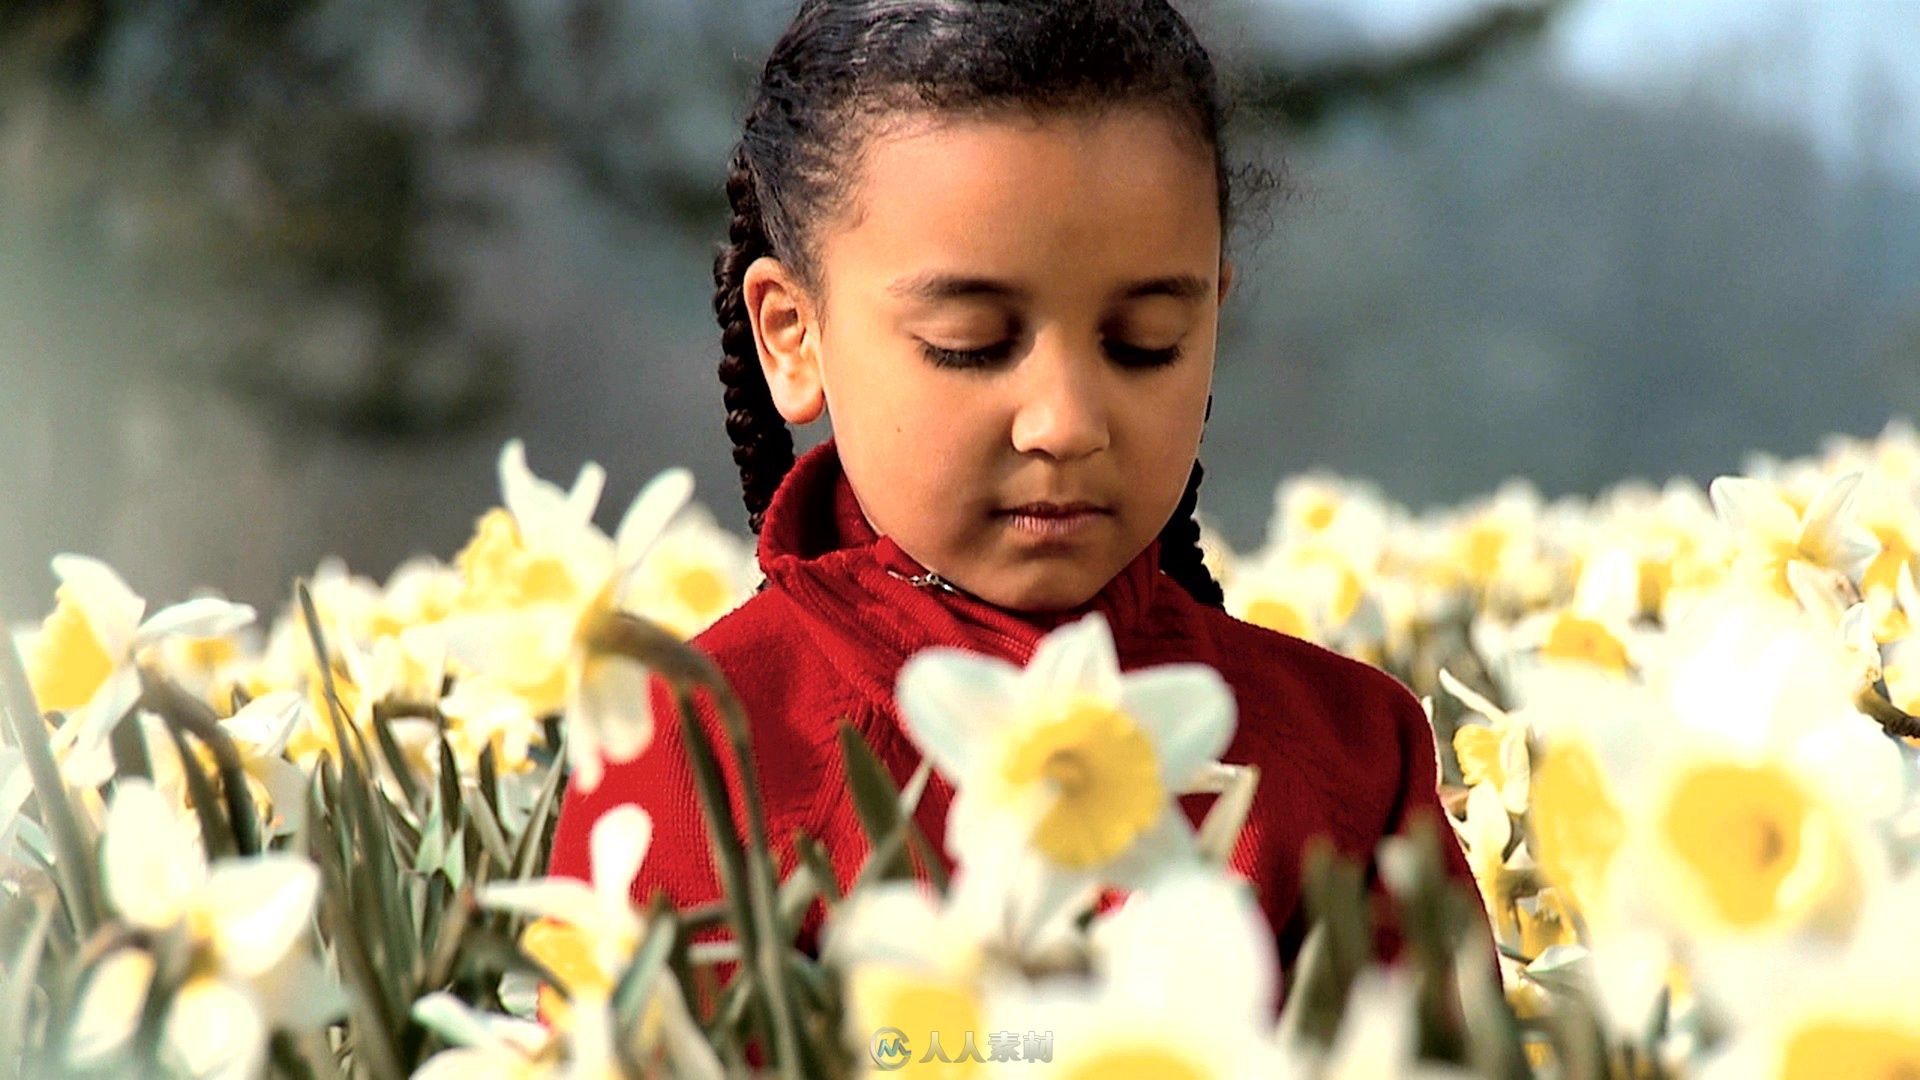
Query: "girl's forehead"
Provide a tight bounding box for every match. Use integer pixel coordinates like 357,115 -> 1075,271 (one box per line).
823,108 -> 1221,293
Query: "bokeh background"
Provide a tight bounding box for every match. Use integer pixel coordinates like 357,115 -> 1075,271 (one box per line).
3,0 -> 1917,619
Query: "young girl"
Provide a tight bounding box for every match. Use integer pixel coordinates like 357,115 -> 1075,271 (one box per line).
550,0 -> 1472,978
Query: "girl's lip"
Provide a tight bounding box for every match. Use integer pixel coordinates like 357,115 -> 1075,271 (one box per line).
997,506 -> 1110,542
997,502 -> 1112,518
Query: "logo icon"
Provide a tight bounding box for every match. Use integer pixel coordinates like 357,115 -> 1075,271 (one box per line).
870,1027 -> 912,1071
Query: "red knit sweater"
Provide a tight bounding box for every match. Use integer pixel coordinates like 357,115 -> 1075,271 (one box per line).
548,437 -> 1473,976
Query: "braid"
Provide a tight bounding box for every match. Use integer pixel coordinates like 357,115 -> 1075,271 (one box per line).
712,142 -> 796,535
1158,459 -> 1225,608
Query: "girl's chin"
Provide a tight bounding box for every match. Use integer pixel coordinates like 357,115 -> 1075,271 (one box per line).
965,564 -> 1110,614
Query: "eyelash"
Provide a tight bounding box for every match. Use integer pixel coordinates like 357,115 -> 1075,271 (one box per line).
919,340 -> 1184,372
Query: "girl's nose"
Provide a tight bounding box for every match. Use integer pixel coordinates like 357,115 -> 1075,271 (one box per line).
1008,337 -> 1111,461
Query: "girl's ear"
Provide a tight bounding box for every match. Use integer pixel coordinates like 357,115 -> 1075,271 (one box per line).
742,255 -> 827,425
1218,258 -> 1235,304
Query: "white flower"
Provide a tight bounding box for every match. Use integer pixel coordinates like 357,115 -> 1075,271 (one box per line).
18,554 -> 253,765
617,502 -> 758,640
982,867 -> 1293,1078
441,440 -> 693,791
476,805 -> 722,1080
896,613 -> 1235,950
68,779 -> 322,1078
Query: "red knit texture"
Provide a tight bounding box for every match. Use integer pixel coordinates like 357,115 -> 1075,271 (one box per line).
548,437 -> 1477,996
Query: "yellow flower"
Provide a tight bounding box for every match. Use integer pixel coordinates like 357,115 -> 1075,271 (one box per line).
20,555 -> 254,759
1709,472 -> 1879,600
617,503 -> 757,640
1650,758 -> 1859,935
897,613 -> 1236,939
440,440 -> 693,791
69,780 -> 321,1078
1527,735 -> 1627,923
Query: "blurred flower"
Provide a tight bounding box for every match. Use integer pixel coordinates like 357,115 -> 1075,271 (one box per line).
986,868 -> 1290,1078
617,501 -> 757,640
18,554 -> 253,767
68,779 -> 323,1079
441,440 -> 693,791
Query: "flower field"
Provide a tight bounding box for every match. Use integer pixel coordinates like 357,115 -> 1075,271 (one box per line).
5,421 -> 1920,1078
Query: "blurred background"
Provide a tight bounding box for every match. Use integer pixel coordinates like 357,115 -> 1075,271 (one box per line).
2,0 -> 1917,618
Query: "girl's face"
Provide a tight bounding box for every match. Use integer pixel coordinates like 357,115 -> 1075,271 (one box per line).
745,106 -> 1233,611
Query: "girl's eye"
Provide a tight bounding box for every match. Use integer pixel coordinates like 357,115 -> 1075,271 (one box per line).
917,340 -> 1184,371
919,340 -> 1017,370
1106,342 -> 1184,370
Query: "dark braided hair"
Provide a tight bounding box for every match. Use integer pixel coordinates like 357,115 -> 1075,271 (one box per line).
712,0 -> 1282,607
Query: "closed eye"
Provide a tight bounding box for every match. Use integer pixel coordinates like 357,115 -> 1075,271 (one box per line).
917,340 -> 1184,371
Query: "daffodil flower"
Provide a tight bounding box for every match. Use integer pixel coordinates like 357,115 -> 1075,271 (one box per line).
1699,869 -> 1920,1080
982,867 -> 1293,1079
896,613 -> 1235,949
616,502 -> 758,640
1710,472 -> 1880,601
441,440 -> 693,791
67,779 -> 322,1079
823,881 -> 995,1078
1440,667 -> 1531,816
19,553 -> 253,764
477,804 -> 719,1079
410,991 -> 572,1080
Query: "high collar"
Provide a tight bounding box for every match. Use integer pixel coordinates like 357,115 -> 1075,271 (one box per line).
755,438 -> 1165,710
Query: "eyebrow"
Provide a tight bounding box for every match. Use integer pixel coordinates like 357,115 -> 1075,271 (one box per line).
885,271 -> 1211,305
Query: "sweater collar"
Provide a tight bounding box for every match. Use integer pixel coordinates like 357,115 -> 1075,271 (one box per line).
756,438 -> 1163,684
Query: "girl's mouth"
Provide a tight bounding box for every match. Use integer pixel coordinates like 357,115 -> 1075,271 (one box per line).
996,502 -> 1113,541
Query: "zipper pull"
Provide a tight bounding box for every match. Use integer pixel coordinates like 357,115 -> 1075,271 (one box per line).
884,567 -> 962,596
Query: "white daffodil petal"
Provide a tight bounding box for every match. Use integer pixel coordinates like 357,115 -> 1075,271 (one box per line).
1438,668 -> 1508,724
413,990 -> 526,1050
163,976 -> 267,1080
1707,476 -> 1797,542
222,690 -> 307,758
1094,867 -> 1278,1027
1791,719 -> 1909,822
614,467 -> 697,567
412,1047 -> 534,1080
896,649 -> 1021,779
1120,664 -> 1235,784
1797,472 -> 1864,560
498,439 -> 561,528
571,653 -> 655,766
1102,809 -> 1200,892
65,948 -> 154,1066
201,855 -> 321,978
1323,969 -> 1418,1079
51,553 -> 146,654
565,460 -> 610,528
588,803 -> 653,911
476,879 -> 609,931
102,779 -> 204,930
821,881 -> 949,969
1022,613 -> 1123,701
132,598 -> 256,650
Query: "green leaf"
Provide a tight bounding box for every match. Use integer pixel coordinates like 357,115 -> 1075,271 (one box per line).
793,833 -> 843,913
162,721 -> 239,862
307,787 -> 407,1080
509,734 -> 568,883
370,704 -> 425,812
0,633 -> 102,936
0,896 -> 55,1070
137,670 -> 261,855
1274,839 -> 1370,1048
837,724 -> 947,890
